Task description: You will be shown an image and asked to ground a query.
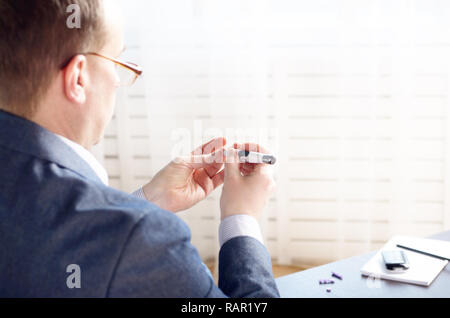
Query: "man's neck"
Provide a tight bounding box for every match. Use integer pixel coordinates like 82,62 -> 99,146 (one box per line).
30,108 -> 91,151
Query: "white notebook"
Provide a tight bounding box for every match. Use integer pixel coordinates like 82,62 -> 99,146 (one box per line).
361,236 -> 449,286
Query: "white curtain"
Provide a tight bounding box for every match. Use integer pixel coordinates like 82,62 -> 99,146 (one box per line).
93,0 -> 450,267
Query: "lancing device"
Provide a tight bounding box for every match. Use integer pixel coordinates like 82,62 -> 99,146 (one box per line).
225,150 -> 277,165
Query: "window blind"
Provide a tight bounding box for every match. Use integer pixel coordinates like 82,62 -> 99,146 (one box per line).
93,0 -> 450,267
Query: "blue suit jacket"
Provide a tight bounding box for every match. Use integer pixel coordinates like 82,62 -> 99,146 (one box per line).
0,110 -> 279,298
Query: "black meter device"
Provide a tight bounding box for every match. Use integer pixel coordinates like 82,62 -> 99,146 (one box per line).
382,250 -> 410,271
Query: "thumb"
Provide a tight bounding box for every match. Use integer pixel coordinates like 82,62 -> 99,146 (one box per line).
224,148 -> 241,180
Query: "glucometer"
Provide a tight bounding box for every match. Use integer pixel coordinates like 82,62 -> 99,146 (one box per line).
237,150 -> 277,165
381,250 -> 410,272
224,150 -> 277,165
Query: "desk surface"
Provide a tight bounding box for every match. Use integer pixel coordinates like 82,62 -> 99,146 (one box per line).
275,231 -> 450,298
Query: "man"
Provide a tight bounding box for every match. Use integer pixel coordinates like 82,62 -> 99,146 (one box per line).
0,0 -> 279,297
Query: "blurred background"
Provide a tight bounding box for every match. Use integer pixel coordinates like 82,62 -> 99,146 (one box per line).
92,0 -> 450,269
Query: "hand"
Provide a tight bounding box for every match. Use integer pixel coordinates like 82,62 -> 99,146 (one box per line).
220,143 -> 276,221
142,137 -> 227,213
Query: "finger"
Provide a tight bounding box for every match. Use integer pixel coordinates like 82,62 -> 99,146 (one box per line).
212,169 -> 225,189
240,168 -> 252,177
242,162 -> 256,170
240,164 -> 256,176
188,148 -> 225,171
224,148 -> 241,179
204,152 -> 225,178
192,137 -> 227,156
204,137 -> 227,154
193,168 -> 215,196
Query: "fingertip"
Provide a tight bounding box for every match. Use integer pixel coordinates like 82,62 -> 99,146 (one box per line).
214,137 -> 227,150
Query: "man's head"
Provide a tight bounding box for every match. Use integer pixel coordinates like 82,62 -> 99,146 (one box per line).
0,0 -> 125,148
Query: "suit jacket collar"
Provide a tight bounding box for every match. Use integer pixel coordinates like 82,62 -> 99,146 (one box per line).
0,110 -> 103,184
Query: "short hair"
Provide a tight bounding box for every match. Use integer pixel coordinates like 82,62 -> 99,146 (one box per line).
0,0 -> 106,118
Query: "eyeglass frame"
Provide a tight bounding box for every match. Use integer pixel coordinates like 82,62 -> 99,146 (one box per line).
60,52 -> 143,86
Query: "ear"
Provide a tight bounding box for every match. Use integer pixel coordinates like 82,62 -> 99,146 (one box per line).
62,55 -> 88,105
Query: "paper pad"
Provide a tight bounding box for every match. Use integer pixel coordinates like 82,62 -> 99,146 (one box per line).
361,236 -> 449,286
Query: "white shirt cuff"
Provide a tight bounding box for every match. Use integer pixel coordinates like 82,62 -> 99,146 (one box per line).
132,188 -> 147,200
219,214 -> 264,248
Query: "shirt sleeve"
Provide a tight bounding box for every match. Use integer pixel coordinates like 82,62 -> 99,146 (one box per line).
219,214 -> 264,248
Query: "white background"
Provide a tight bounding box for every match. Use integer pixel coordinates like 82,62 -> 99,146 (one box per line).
94,0 -> 450,267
